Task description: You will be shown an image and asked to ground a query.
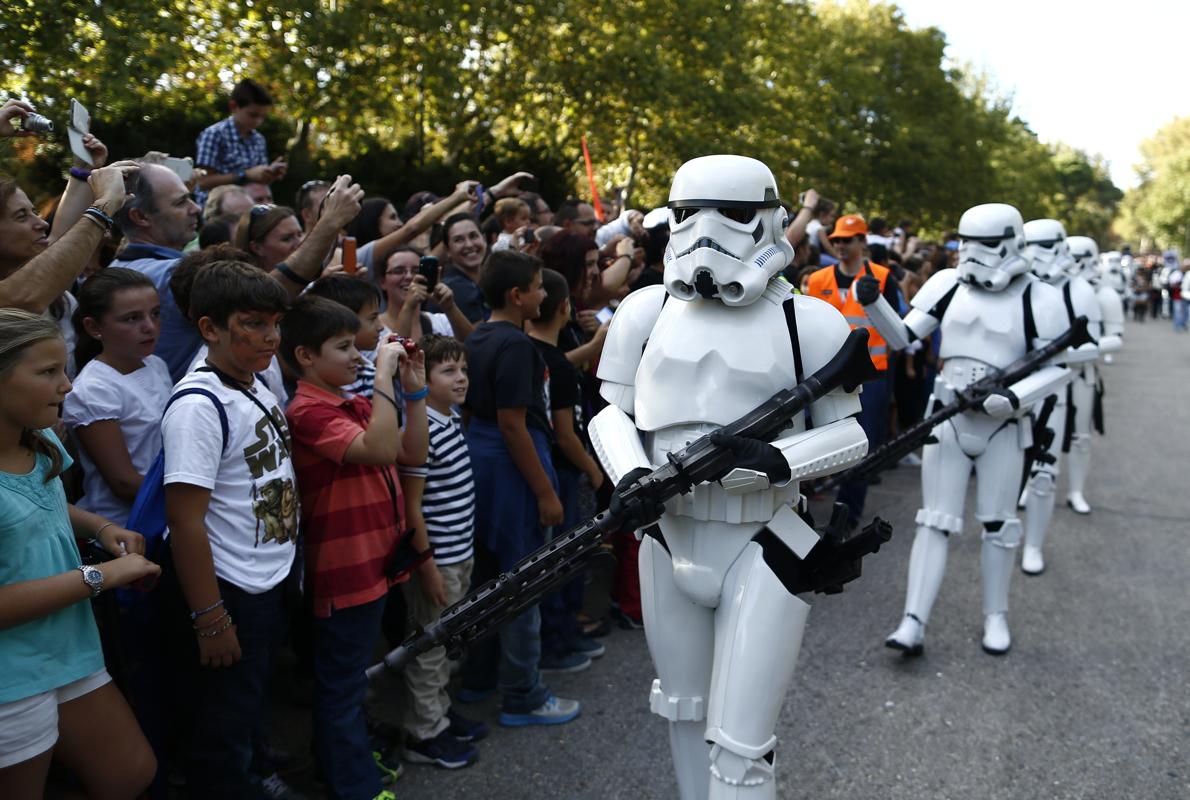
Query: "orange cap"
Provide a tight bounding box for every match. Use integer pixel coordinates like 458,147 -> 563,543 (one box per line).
829,214 -> 868,239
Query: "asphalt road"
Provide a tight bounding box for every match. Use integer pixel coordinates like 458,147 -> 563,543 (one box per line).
282,316 -> 1189,800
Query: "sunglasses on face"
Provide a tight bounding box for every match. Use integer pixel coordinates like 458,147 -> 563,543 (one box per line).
833,236 -> 859,245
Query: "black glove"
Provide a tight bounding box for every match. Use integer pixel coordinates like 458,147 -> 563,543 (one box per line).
855,274 -> 882,306
709,432 -> 792,485
608,466 -> 665,530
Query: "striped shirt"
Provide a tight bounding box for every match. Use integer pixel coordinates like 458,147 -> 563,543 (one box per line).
401,406 -> 474,566
193,117 -> 270,208
286,380 -> 406,617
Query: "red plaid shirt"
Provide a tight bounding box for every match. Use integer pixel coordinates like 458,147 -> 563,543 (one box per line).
286,381 -> 406,617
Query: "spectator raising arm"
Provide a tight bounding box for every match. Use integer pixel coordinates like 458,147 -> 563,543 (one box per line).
270,174 -> 363,297
586,236 -> 635,306
366,181 -> 479,269
784,188 -> 819,250
0,164 -> 133,313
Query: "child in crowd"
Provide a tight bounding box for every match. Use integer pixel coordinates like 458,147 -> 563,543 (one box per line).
161,260 -> 297,798
0,309 -> 159,799
491,197 -> 532,251
63,268 -> 173,527
459,249 -> 580,726
281,294 -> 427,799
304,274 -> 385,399
398,333 -> 486,768
525,268 -> 607,671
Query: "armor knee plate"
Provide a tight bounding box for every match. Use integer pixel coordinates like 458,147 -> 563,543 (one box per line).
649,678 -> 706,722
981,518 -> 1022,548
1027,467 -> 1057,497
709,744 -> 775,792
916,508 -> 963,535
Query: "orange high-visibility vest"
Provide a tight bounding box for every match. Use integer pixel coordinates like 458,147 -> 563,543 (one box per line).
806,261 -> 891,370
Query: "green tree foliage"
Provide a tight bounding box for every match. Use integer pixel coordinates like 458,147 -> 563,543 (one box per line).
1118,116 -> 1190,252
0,0 -> 1120,234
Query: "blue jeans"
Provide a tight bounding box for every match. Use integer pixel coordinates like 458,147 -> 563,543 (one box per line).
313,596 -> 387,800
836,369 -> 892,522
540,463 -> 584,658
185,580 -> 285,800
1173,298 -> 1189,331
462,419 -> 554,713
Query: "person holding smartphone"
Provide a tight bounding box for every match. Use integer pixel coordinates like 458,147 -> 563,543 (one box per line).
192,79 -> 288,209
377,248 -> 475,342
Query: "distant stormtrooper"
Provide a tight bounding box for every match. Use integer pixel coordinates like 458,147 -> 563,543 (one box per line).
1017,220 -> 1102,575
1062,237 -> 1123,514
589,155 -> 871,799
1097,250 -> 1129,356
858,203 -> 1073,655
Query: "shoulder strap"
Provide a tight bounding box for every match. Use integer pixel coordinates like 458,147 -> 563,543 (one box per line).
197,365 -> 289,455
1062,281 -> 1076,323
165,388 -> 230,453
782,297 -> 805,386
1022,281 -> 1037,354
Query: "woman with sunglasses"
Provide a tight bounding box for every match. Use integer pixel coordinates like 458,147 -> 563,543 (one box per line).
376,246 -> 473,341
233,204 -> 305,271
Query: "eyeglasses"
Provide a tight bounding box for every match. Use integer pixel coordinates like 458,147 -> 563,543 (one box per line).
250,203 -> 276,217
296,180 -> 329,211
833,236 -> 858,245
247,204 -> 278,240
386,266 -> 416,277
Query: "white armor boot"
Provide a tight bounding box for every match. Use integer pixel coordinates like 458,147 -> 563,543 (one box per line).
1064,236 -> 1103,515
859,203 -> 1073,656
590,155 -> 871,799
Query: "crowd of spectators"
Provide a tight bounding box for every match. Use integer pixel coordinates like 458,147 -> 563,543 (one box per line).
0,80 -> 1152,800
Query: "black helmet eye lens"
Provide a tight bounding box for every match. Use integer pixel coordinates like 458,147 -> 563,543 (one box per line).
673,207 -> 698,224
719,207 -> 756,224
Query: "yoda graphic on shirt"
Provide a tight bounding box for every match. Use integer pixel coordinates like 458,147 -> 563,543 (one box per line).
252,477 -> 298,546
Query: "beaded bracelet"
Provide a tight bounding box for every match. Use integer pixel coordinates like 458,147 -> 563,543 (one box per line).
83,206 -> 114,235
189,598 -> 224,620
196,617 -> 234,638
192,611 -> 230,631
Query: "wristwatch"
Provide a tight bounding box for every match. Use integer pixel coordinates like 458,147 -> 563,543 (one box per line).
78,565 -> 103,598
233,169 -> 248,185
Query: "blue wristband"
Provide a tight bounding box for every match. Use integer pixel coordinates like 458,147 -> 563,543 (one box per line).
404,386 -> 428,402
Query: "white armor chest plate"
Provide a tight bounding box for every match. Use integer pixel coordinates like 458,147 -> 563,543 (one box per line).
938,280 -> 1029,371
634,293 -> 797,432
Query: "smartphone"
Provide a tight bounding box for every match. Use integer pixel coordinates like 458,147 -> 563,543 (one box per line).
342,236 -> 357,274
595,306 -> 614,324
418,256 -> 440,292
160,156 -> 194,183
474,184 -> 486,218
67,99 -> 92,166
523,227 -> 536,244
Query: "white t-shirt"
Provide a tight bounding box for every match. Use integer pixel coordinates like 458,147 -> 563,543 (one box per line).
188,345 -> 289,408
806,219 -> 825,249
162,369 -> 298,593
61,355 -> 172,525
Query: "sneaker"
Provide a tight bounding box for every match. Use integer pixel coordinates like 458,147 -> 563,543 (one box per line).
899,452 -> 922,467
499,694 -> 581,727
447,708 -> 489,742
373,792 -> 396,800
373,750 -> 404,785
404,730 -> 479,769
366,716 -> 403,754
568,635 -> 605,659
609,605 -> 644,630
259,772 -> 308,800
455,686 -> 495,704
539,651 -> 591,673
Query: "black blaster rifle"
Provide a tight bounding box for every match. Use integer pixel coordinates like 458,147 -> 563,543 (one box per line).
822,315 -> 1092,492
368,328 -> 884,679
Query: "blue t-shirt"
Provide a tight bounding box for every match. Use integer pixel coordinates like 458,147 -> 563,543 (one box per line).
0,430 -> 104,703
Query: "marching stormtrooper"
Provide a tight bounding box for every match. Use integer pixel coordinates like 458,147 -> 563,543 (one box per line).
858,203 -> 1073,655
588,155 -> 871,800
1016,220 -> 1103,575
1097,250 -> 1129,363
1061,237 -> 1124,514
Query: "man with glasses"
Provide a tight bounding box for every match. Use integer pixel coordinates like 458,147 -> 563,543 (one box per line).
555,199 -> 600,236
295,179 -> 331,231
804,214 -> 901,531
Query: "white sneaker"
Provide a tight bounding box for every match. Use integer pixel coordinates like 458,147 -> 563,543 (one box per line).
885,614 -> 925,656
1067,492 -> 1091,515
899,452 -> 922,467
1017,487 -> 1028,509
1020,546 -> 1045,575
982,613 -> 1011,655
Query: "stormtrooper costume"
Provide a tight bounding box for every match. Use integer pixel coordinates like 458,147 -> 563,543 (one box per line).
1098,250 -> 1129,363
588,155 -> 869,800
1017,220 -> 1103,575
1062,237 -> 1123,514
858,203 -> 1072,655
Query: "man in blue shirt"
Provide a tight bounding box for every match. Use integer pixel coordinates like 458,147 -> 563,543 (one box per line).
193,79 -> 286,208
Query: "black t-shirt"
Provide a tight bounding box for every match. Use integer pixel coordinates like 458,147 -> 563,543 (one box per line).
464,321 -> 552,438
631,265 -> 665,292
532,337 -> 585,467
438,265 -> 488,323
834,263 -> 900,308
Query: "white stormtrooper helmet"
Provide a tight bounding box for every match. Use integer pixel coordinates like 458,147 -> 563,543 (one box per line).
663,155 -> 794,306
1066,236 -> 1100,283
1023,218 -> 1074,282
956,203 -> 1029,291
1099,250 -> 1127,293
